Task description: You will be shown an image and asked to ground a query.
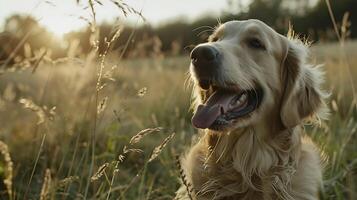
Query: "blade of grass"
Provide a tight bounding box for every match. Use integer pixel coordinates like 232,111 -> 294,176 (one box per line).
23,133 -> 47,200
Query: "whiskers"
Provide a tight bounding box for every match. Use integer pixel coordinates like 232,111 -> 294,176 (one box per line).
193,26 -> 216,38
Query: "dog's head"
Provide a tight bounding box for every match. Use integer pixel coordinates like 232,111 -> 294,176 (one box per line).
190,19 -> 327,132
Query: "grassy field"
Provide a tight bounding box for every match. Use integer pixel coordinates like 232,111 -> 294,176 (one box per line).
0,40 -> 356,200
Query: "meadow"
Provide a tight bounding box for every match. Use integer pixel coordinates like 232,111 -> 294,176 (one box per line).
0,36 -> 357,200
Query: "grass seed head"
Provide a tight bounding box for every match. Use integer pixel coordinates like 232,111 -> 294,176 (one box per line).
130,127 -> 163,144
91,163 -> 109,182
40,168 -> 51,200
0,141 -> 13,199
148,132 -> 175,163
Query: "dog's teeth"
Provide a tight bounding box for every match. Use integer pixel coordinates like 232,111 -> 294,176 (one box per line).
233,93 -> 247,107
236,99 -> 242,105
240,93 -> 247,102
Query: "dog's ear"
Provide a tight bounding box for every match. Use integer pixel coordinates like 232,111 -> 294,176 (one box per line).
279,38 -> 328,129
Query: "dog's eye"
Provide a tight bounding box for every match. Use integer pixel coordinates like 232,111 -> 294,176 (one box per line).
247,38 -> 265,50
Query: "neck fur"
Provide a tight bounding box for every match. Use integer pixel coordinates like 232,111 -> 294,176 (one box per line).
200,124 -> 302,199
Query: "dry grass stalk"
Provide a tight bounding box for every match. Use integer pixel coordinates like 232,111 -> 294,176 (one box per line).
19,98 -> 56,124
118,154 -> 125,163
0,141 -> 13,199
31,49 -> 47,73
123,145 -> 143,154
105,161 -> 120,200
97,96 -> 108,114
175,155 -> 194,200
24,133 -> 47,200
57,176 -> 79,188
148,132 -> 175,163
109,0 -> 146,21
83,1 -> 101,198
40,168 -> 51,200
129,127 -> 163,144
96,24 -> 122,92
341,12 -> 351,43
91,163 -> 109,182
325,0 -> 356,102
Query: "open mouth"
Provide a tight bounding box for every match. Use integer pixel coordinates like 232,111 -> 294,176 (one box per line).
192,83 -> 264,131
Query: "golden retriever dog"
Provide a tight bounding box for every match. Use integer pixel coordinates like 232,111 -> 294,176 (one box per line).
175,19 -> 328,200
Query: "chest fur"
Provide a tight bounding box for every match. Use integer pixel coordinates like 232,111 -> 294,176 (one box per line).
185,130 -> 301,200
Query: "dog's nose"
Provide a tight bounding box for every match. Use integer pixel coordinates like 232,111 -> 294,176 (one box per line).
191,45 -> 219,63
190,45 -> 220,77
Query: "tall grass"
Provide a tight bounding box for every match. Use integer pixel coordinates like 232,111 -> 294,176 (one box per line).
0,0 -> 356,200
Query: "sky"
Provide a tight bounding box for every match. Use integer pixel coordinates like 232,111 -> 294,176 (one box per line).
0,0 -> 248,36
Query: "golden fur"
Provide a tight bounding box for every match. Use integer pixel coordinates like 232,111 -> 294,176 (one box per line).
176,19 -> 328,200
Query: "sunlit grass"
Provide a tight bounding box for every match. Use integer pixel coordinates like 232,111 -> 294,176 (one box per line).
0,0 -> 356,199
0,41 -> 356,199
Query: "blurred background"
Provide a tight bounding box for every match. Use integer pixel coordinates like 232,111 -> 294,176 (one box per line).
1,0 -> 357,60
0,0 -> 356,199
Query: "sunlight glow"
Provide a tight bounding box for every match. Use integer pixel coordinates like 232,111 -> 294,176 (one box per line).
0,0 -> 231,35
38,16 -> 84,37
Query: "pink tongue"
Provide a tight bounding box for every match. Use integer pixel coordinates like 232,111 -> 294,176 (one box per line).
192,90 -> 237,129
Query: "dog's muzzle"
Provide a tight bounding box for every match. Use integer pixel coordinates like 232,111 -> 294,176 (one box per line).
190,45 -> 221,83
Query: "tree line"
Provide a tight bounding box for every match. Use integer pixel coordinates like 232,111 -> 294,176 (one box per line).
0,0 -> 356,64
